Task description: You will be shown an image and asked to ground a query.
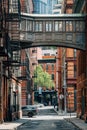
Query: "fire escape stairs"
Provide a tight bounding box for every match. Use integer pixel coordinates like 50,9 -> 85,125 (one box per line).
5,0 -> 21,66
0,1 -> 29,81
0,0 -> 9,57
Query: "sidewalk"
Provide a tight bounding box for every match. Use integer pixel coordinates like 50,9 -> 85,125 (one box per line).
56,110 -> 87,130
66,117 -> 87,130
0,118 -> 29,130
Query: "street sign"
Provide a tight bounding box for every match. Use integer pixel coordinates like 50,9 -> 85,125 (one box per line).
59,94 -> 64,99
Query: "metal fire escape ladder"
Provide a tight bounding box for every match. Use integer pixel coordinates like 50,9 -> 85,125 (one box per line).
5,0 -> 29,81
8,0 -> 21,46
7,0 -> 21,65
2,0 -> 22,80
16,49 -> 30,81
0,0 -> 9,57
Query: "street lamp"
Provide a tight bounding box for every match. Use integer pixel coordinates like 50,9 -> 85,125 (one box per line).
63,61 -> 67,113
56,50 -> 67,113
57,62 -> 67,113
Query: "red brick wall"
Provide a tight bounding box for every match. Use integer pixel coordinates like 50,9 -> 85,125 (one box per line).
76,1 -> 87,120
64,0 -> 77,112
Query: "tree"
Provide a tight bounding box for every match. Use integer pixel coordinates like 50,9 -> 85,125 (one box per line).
34,65 -> 55,89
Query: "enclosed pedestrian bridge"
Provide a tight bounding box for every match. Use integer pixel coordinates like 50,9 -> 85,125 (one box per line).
18,13 -> 86,50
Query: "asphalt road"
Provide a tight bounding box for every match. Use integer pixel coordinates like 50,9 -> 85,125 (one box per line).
17,107 -> 80,130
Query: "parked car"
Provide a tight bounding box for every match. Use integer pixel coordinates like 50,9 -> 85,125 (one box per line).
21,105 -> 38,117
34,103 -> 44,108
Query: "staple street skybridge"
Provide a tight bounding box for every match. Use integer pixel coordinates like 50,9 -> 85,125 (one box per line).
13,13 -> 86,50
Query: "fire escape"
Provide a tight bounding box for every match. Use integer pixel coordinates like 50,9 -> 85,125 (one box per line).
0,1 -> 30,121
0,0 -> 29,81
0,0 -> 9,57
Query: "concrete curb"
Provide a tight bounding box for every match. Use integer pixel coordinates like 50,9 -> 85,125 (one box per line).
65,118 -> 87,130
54,109 -> 87,130
65,118 -> 82,130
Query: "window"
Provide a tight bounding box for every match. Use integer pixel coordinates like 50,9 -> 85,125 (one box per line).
54,21 -> 62,31
21,20 -> 26,31
55,21 -> 58,31
74,65 -> 77,78
76,21 -> 79,31
52,64 -> 54,70
66,21 -> 73,32
59,21 -> 62,31
53,5 -> 61,9
32,49 -> 37,53
75,21 -> 85,32
27,21 -> 32,31
46,21 -> 52,32
74,49 -> 77,58
44,53 -> 50,56
13,92 -> 16,112
51,74 -> 54,80
35,21 -> 42,32
46,64 -> 48,70
79,21 -> 85,31
51,54 -> 55,56
32,63 -> 37,65
9,0 -> 19,13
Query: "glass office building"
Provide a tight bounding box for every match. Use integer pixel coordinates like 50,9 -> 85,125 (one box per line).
33,0 -> 47,14
47,0 -> 57,14
33,0 -> 59,14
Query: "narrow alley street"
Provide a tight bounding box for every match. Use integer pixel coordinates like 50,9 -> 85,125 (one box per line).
17,107 -> 80,130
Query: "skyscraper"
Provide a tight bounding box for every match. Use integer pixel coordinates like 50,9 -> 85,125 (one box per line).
32,0 -> 47,14
47,0 -> 57,14
53,0 -> 64,14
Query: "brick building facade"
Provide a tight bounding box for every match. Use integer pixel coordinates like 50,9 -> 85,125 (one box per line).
0,0 -> 87,123
73,0 -> 87,121
57,0 -> 77,112
0,0 -> 22,122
